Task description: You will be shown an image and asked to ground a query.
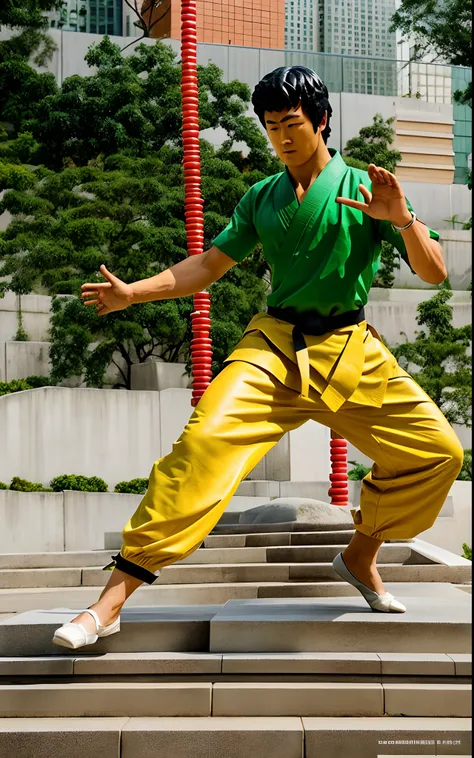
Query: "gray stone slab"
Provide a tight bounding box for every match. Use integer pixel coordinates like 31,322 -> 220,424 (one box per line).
258,582 -> 466,600
0,606 -> 219,656
0,682 -> 212,717
0,568 -> 83,589
266,545 -> 429,564
74,652 -> 222,676
212,682 -> 384,716
0,551 -> 114,570
122,717 -> 304,758
209,597 -> 472,654
447,654 -> 472,676
203,535 -> 248,548
222,652 -> 380,675
0,656 -> 74,676
384,683 -> 472,717
302,717 -> 472,758
179,547 -> 268,564
288,563 -> 471,583
0,718 -> 128,758
378,653 -> 456,676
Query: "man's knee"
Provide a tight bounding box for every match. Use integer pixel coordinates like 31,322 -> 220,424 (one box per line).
439,432 -> 464,478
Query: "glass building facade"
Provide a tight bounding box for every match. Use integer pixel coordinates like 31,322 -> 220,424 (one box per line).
50,0 -> 123,36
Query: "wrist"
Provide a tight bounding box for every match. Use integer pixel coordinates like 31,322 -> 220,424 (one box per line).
390,210 -> 413,229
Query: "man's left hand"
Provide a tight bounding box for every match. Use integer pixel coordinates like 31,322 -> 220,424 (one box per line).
336,164 -> 412,227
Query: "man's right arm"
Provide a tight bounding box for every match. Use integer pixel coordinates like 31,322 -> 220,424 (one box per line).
130,246 -> 237,304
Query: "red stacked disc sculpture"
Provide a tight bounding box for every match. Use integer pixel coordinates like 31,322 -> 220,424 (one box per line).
181,0 -> 212,407
328,432 -> 349,506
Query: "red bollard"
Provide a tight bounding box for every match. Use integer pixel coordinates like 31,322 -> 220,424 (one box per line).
329,432 -> 349,506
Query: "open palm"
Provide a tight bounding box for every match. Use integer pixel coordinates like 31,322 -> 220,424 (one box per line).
81,265 -> 134,317
336,164 -> 412,227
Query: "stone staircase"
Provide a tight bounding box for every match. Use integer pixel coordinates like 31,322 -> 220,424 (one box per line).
0,525 -> 471,756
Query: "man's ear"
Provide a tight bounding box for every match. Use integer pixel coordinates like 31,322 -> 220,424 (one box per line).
319,111 -> 328,132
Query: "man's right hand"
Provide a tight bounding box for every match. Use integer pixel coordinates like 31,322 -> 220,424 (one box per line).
81,265 -> 134,316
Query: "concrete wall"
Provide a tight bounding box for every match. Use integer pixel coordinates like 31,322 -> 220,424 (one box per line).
0,386 -> 331,489
0,480 -> 469,554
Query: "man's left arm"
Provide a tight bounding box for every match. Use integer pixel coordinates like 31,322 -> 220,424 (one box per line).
336,164 -> 447,285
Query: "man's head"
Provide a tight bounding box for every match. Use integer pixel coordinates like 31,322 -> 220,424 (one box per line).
252,66 -> 332,167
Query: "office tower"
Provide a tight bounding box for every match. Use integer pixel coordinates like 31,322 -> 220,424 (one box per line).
147,0 -> 285,49
49,0 -> 123,35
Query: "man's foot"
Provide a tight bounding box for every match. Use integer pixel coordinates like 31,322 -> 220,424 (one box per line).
341,551 -> 386,595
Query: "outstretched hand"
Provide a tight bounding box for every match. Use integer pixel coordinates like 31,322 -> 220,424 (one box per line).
336,164 -> 412,228
81,265 -> 134,317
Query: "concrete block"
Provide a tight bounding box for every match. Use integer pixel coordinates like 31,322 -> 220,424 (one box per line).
0,718 -> 127,758
0,491 -> 64,553
222,653 -> 380,675
156,564 -> 290,585
121,717 -> 304,758
0,606 -> 217,656
303,717 -> 472,758
5,340 -> 51,381
378,653 -> 456,676
0,657 -> 74,676
131,362 -> 190,392
159,388 -> 193,457
74,652 -> 222,676
0,682 -> 212,717
266,544 -> 416,564
289,420 -> 331,481
448,654 -> 472,676
209,596 -> 472,654
212,682 -> 384,716
236,480 -> 280,498
239,498 -> 354,526
0,568 -> 82,589
64,491 -> 141,552
179,547 -> 268,564
203,535 -> 248,548
384,683 -> 472,717
0,551 -> 113,570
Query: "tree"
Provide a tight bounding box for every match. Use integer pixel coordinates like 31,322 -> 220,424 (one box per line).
0,0 -> 60,135
391,289 -> 472,427
390,0 -> 472,107
0,39 -> 277,388
343,114 -> 402,288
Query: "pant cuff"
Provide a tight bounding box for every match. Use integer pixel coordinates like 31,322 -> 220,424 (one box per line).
103,553 -> 159,585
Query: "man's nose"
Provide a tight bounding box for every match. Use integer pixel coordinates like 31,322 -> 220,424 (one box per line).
281,135 -> 292,145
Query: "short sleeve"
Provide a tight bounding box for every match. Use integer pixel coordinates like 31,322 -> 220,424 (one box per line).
377,197 -> 440,271
212,188 -> 259,263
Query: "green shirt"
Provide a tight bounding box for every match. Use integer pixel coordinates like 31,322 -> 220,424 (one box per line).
213,149 -> 440,317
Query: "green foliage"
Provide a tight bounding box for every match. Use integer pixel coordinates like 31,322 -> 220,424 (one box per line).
392,289 -> 472,426
341,156 -> 370,171
462,543 -> 472,560
9,476 -> 52,492
115,478 -> 149,494
0,482 -> 8,490
24,375 -> 51,388
390,0 -> 471,106
0,379 -> 34,396
0,38 -> 276,387
49,474 -> 108,492
343,114 -> 402,173
348,461 -> 372,480
457,449 -> 472,480
373,240 -> 400,288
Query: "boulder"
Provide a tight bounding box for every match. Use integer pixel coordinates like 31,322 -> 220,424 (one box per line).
238,497 -> 355,531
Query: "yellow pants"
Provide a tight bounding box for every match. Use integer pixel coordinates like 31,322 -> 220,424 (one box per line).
118,352 -> 463,583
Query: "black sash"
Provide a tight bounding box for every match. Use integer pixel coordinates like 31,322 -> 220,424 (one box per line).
267,305 -> 366,353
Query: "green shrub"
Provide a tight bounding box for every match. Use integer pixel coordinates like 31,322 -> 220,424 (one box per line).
115,478 -> 149,494
457,449 -> 472,481
0,379 -> 33,396
9,477 -> 53,492
25,375 -> 51,388
49,474 -> 108,492
347,461 -> 372,480
0,482 -> 8,490
462,543 -> 472,560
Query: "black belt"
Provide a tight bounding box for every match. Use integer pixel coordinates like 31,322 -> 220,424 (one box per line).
267,305 -> 366,352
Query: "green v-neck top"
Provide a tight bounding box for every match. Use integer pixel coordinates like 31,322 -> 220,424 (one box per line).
212,149 -> 439,317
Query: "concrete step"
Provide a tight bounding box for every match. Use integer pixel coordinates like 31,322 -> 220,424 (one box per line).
0,581 -> 464,614
0,561 -> 470,590
0,544 -> 433,571
0,716 -> 470,758
1,593 -> 470,656
0,680 -> 470,718
1,651 -> 470,678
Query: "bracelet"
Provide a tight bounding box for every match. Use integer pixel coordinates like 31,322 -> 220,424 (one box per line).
391,211 -> 416,232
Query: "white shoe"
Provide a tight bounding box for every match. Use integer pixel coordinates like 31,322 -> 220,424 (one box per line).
52,608 -> 120,650
333,552 -> 406,613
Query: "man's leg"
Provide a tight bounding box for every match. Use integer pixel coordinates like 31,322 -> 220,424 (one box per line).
70,360 -> 317,631
326,373 -> 464,595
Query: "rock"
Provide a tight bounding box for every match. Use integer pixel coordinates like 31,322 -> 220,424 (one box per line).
238,498 -> 355,530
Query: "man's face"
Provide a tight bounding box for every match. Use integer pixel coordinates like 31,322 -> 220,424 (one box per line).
264,105 -> 327,167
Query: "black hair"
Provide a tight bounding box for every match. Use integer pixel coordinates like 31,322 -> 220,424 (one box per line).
252,65 -> 332,143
